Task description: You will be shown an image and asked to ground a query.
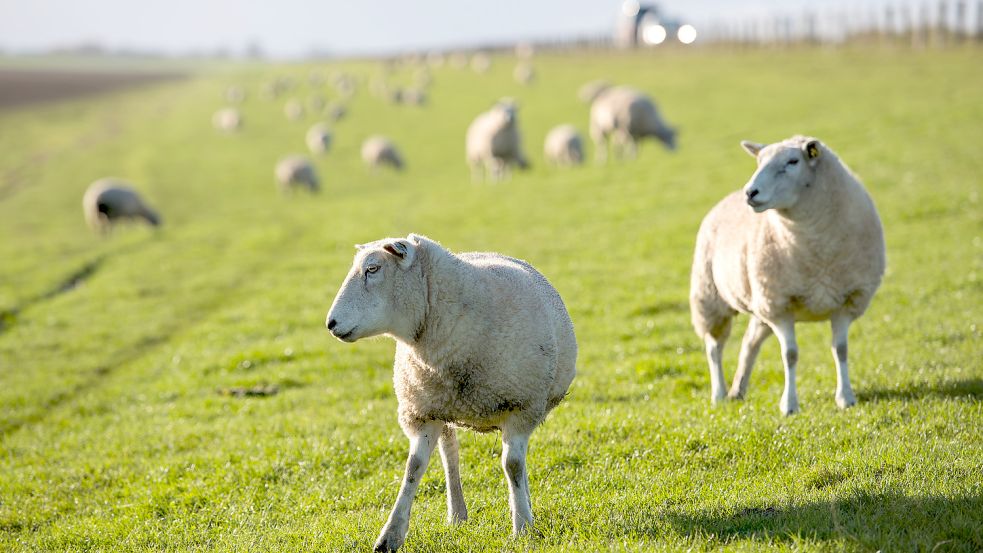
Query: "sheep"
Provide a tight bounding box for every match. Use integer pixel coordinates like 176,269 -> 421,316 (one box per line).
274,155 -> 319,193
577,79 -> 610,104
589,86 -> 677,162
325,233 -> 577,552
326,102 -> 347,122
82,178 -> 161,233
307,94 -> 325,113
470,52 -> 491,74
284,99 -> 305,121
402,87 -> 427,106
689,136 -> 885,415
224,85 -> 246,103
543,124 -> 585,167
513,63 -> 535,86
305,123 -> 332,155
465,99 -> 530,182
361,136 -> 404,171
211,107 -> 242,133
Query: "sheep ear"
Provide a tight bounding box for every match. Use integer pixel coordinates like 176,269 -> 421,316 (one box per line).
740,140 -> 764,158
803,140 -> 821,166
382,239 -> 416,269
354,243 -> 366,250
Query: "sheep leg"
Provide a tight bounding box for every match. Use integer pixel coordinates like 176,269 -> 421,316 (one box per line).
830,313 -> 856,409
728,317 -> 772,400
703,319 -> 732,404
375,420 -> 443,553
770,318 -> 800,415
501,427 -> 533,534
438,425 -> 467,524
591,125 -> 607,164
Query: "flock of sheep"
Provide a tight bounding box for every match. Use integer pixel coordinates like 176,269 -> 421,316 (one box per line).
78,51 -> 886,552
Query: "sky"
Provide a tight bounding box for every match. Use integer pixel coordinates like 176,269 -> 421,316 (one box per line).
0,0 -> 900,58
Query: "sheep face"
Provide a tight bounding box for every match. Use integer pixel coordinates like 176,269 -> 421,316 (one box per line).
741,139 -> 820,212
326,238 -> 422,343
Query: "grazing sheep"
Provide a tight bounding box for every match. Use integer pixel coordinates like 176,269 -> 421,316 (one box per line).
513,63 -> 535,86
577,79 -> 610,104
212,107 -> 243,133
82,178 -> 161,233
284,99 -> 305,121
308,94 -> 325,113
402,87 -> 427,106
305,123 -> 332,155
471,52 -> 491,74
589,86 -> 677,161
325,234 -> 577,552
543,125 -> 585,167
326,102 -> 347,122
274,155 -> 319,193
690,136 -> 885,415
466,99 -> 530,182
361,136 -> 404,171
224,85 -> 246,103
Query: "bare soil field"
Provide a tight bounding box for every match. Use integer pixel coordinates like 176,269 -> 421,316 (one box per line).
0,68 -> 183,109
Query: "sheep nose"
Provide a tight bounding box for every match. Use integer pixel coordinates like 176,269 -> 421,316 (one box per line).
327,318 -> 337,330
746,188 -> 760,200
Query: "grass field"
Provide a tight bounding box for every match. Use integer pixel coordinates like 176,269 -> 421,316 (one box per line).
1,47 -> 981,552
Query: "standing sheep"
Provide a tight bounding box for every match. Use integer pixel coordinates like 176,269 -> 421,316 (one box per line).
325,233 -> 577,552
284,99 -> 305,121
513,63 -> 535,86
471,52 -> 491,74
690,136 -> 885,415
466,99 -> 530,182
305,123 -> 332,155
274,155 -> 319,193
361,136 -> 404,171
212,107 -> 242,133
543,124 -> 585,167
82,178 -> 161,233
590,86 -> 677,162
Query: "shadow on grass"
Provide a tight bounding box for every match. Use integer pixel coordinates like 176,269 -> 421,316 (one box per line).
664,492 -> 982,551
858,378 -> 983,403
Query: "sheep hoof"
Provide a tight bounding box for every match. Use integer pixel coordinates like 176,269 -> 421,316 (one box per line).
373,533 -> 402,553
835,393 -> 857,409
726,390 -> 746,401
780,398 -> 799,416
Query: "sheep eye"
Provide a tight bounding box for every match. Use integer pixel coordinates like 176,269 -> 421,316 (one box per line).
787,159 -> 799,165
366,265 -> 380,274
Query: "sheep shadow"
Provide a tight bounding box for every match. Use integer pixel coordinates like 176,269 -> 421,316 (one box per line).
857,378 -> 983,403
662,493 -> 982,551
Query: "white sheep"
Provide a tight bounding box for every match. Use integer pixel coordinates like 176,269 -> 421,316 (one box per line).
307,94 -> 325,113
470,52 -> 491,74
466,99 -> 529,182
82,178 -> 161,233
543,124 -> 585,167
402,87 -> 427,106
513,63 -> 535,86
361,136 -> 404,171
326,102 -> 347,122
325,233 -> 577,552
224,85 -> 246,103
577,79 -> 610,104
274,155 -> 319,193
305,123 -> 332,155
284,99 -> 305,121
690,136 -> 885,415
589,86 -> 677,162
211,107 -> 242,133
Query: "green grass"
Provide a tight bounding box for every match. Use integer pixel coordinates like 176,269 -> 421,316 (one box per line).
1,47 -> 981,552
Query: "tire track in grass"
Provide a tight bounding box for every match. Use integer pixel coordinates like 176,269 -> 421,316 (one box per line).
0,218 -> 311,441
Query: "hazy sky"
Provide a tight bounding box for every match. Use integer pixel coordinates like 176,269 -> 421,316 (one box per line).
0,0 -> 894,58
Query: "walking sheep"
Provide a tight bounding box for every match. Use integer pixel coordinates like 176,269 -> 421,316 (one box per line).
212,107 -> 242,133
325,233 -> 577,552
544,124 -> 585,167
361,136 -> 404,171
589,86 -> 677,162
82,178 -> 161,233
305,123 -> 332,155
466,99 -> 530,182
274,155 -> 319,193
690,136 -> 885,415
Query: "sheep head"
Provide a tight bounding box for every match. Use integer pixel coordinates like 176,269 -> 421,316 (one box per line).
326,234 -> 425,344
740,136 -> 823,213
